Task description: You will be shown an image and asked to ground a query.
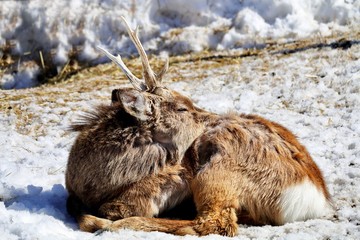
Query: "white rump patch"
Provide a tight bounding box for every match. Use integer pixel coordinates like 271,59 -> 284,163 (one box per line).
280,178 -> 333,223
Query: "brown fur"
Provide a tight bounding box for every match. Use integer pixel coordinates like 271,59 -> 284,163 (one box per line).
67,101 -> 332,236
66,88 -> 206,231
66,17 -> 332,237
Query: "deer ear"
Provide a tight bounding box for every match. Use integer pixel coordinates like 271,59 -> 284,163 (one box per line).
118,89 -> 152,121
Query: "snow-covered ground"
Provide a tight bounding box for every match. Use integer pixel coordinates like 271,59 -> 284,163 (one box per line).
1,0 -> 360,89
1,39 -> 360,239
1,0 -> 360,239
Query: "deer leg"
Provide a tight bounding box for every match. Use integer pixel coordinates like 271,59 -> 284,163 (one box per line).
190,157 -> 241,237
193,207 -> 238,236
101,162 -> 241,236
106,217 -> 196,235
97,183 -> 158,220
98,190 -> 158,220
98,200 -> 138,220
98,166 -> 191,221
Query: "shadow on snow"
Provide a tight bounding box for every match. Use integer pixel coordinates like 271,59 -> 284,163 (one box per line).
3,184 -> 78,229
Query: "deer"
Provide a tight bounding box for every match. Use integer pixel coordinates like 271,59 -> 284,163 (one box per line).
65,17 -> 333,237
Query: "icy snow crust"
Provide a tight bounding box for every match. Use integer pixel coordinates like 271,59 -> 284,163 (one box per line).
1,0 -> 360,89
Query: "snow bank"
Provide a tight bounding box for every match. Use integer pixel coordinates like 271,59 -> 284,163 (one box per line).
1,0 -> 359,89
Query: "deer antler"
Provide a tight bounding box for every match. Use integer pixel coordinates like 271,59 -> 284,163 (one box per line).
98,17 -> 169,92
97,46 -> 147,91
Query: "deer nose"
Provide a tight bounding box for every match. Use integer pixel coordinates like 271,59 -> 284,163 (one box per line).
112,89 -> 119,103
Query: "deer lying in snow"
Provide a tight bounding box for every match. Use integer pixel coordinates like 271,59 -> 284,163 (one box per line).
65,17 -> 333,236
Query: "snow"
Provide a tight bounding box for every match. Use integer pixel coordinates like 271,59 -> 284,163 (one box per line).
1,0 -> 360,239
1,0 -> 360,89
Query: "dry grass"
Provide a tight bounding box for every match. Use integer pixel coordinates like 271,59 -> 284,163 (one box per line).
1,29 -> 358,88
1,30 -> 359,135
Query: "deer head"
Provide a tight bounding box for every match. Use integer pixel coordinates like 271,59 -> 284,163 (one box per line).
97,17 -> 210,160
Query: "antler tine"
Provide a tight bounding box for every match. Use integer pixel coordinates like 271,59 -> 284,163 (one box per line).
97,46 -> 147,91
156,58 -> 169,84
120,16 -> 161,92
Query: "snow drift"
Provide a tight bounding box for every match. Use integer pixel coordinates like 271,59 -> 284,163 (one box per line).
1,0 -> 359,89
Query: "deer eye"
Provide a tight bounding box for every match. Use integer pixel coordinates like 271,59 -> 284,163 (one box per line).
177,107 -> 188,112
